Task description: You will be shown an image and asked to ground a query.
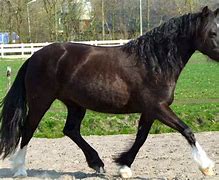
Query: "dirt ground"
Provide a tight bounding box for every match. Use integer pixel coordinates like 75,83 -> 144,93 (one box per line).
0,132 -> 218,180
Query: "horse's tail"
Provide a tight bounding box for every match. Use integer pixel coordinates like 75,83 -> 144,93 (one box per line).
0,59 -> 29,159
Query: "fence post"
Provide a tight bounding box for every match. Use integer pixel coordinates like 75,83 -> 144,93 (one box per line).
0,44 -> 3,58
21,43 -> 24,58
95,40 -> 98,46
6,66 -> 12,91
31,43 -> 34,55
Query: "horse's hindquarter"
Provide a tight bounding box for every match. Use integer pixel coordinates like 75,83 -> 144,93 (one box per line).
57,44 -> 143,113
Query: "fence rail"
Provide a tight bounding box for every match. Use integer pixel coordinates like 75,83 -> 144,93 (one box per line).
0,40 -> 130,59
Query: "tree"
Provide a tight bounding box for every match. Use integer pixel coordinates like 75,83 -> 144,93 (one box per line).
43,0 -> 58,41
59,0 -> 83,41
5,0 -> 13,39
13,0 -> 27,42
0,0 -> 218,43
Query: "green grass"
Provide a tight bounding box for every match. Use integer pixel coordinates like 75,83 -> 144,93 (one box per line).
0,53 -> 218,138
175,53 -> 219,100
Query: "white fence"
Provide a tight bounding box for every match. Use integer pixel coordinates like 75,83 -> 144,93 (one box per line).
0,40 -> 130,59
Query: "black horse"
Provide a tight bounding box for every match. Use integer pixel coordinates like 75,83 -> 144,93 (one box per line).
0,6 -> 219,178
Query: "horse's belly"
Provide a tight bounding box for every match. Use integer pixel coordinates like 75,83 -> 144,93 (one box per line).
61,75 -> 136,113
77,84 -> 130,112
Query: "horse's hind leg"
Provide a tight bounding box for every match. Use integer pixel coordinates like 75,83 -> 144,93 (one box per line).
62,102 -> 105,173
156,103 -> 215,176
11,96 -> 54,177
115,113 -> 154,178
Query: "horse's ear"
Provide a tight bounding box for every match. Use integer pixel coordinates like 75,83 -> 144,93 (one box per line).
202,6 -> 210,17
214,8 -> 219,16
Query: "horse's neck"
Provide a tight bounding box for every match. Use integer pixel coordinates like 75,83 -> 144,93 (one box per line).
176,38 -> 196,66
161,36 -> 196,82
176,14 -> 198,65
171,45 -> 195,84
123,13 -> 199,80
162,14 -> 198,76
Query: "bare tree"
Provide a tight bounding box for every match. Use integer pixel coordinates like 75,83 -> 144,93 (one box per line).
13,0 -> 27,42
59,0 -> 83,41
0,0 -> 218,43
43,0 -> 58,41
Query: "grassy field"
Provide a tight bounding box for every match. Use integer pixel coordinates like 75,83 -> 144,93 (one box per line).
0,53 -> 218,138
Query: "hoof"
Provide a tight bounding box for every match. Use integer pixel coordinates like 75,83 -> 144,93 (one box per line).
199,157 -> 215,176
94,166 -> 106,174
119,165 -> 132,179
200,167 -> 215,176
13,168 -> 27,177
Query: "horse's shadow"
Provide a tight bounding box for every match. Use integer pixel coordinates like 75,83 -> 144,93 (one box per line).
0,168 -> 168,179
0,168 -> 108,179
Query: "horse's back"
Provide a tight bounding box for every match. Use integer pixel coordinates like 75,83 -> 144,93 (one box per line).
58,43 -> 139,112
24,42 -> 143,113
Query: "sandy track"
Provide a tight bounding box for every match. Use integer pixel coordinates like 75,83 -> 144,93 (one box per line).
0,132 -> 218,180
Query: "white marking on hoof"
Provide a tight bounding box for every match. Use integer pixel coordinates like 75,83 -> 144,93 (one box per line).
119,165 -> 132,179
13,166 -> 27,177
192,142 -> 215,176
200,166 -> 215,176
10,146 -> 28,177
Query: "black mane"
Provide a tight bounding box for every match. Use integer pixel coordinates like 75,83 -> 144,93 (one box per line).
122,12 -> 201,77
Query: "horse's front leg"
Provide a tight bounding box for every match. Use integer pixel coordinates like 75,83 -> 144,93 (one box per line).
63,104 -> 105,173
115,113 -> 154,178
156,102 -> 215,176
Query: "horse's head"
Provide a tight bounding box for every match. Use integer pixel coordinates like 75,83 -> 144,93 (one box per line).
195,6 -> 219,61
